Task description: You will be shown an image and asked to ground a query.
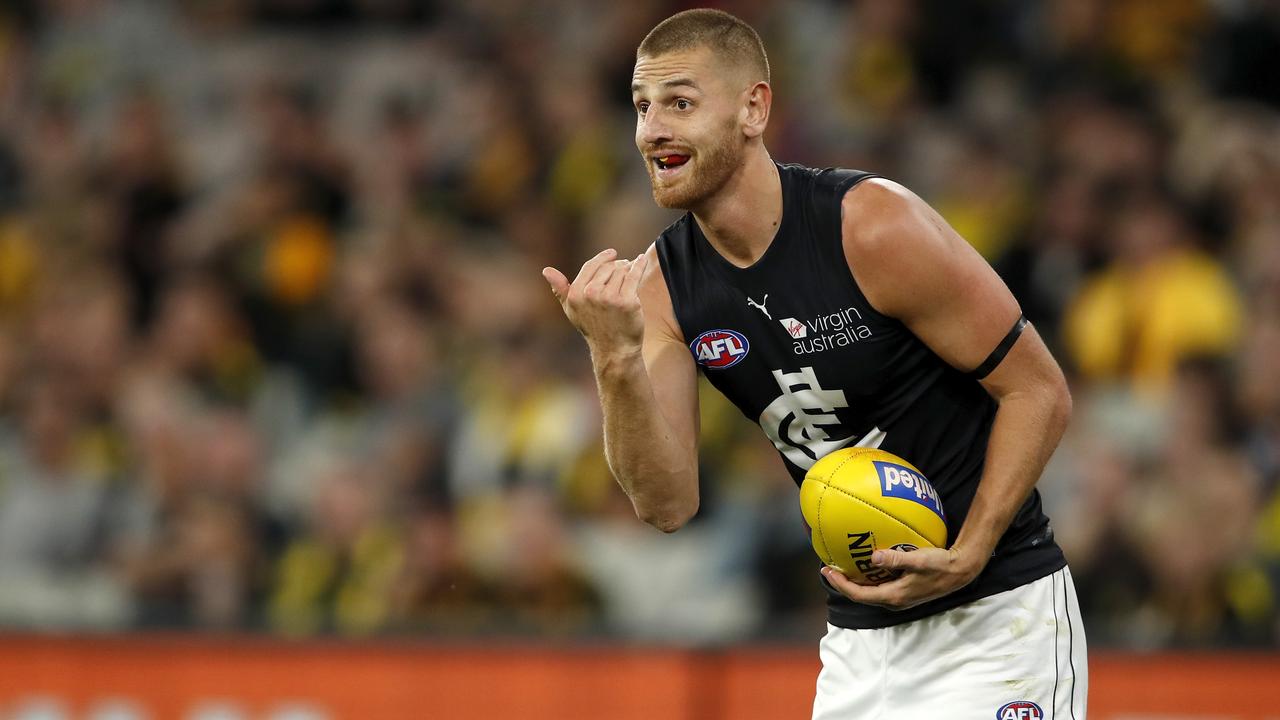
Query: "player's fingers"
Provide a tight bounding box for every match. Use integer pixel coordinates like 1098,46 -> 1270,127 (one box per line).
601,262 -> 629,297
586,259 -> 626,293
821,566 -> 866,597
604,256 -> 638,290
574,248 -> 618,289
542,267 -> 571,303
619,252 -> 649,298
821,566 -> 899,608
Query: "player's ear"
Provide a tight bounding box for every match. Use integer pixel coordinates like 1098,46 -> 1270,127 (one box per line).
742,81 -> 771,139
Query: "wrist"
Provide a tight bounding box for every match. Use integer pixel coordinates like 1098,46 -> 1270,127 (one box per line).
947,542 -> 992,581
590,344 -> 644,375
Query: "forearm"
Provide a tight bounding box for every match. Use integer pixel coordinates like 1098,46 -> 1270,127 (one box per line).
952,382 -> 1072,562
593,348 -> 699,532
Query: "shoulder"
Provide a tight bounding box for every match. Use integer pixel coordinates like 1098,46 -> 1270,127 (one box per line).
839,177 -> 930,253
780,162 -> 878,200
840,178 -> 963,271
838,178 -> 970,319
776,162 -> 879,239
638,241 -> 685,343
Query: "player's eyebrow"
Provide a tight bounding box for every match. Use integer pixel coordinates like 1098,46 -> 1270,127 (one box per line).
631,77 -> 701,92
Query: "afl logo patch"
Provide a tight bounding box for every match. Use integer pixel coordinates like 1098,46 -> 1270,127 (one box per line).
691,329 -> 749,369
996,701 -> 1044,720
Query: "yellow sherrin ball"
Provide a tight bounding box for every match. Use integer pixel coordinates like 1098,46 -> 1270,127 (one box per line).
799,447 -> 948,584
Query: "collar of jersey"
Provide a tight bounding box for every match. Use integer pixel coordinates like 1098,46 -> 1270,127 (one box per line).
690,161 -> 795,276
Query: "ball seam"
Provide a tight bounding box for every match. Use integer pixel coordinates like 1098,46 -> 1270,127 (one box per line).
815,480 -> 938,547
812,450 -> 876,566
815,484 -> 833,565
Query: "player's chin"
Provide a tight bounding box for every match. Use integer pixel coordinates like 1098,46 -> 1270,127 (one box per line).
650,188 -> 686,209
649,177 -> 702,209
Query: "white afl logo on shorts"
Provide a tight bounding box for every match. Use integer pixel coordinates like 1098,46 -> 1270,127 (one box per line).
996,700 -> 1044,720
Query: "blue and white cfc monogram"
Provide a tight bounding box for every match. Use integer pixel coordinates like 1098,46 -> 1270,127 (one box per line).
657,165 -> 1087,718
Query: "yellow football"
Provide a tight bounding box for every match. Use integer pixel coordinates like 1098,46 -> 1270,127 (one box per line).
799,447 -> 948,584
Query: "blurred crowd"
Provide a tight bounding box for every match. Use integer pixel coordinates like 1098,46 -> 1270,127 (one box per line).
0,0 -> 1277,649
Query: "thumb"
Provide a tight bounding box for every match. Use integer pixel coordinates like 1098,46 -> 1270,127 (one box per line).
871,548 -> 924,571
542,266 -> 570,302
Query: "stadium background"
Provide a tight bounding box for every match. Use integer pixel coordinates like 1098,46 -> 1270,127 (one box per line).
0,0 -> 1278,717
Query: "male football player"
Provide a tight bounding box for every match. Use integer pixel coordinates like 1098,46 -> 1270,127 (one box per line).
544,9 -> 1086,717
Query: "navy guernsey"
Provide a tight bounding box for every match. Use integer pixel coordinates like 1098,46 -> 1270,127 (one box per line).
654,163 -> 1066,629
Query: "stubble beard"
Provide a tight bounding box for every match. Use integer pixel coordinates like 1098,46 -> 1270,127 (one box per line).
648,123 -> 744,211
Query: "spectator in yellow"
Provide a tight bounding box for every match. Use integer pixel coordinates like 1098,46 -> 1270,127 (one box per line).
1065,195 -> 1242,392
269,463 -> 403,636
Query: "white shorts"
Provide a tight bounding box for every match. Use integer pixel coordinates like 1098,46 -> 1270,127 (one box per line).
812,566 -> 1087,720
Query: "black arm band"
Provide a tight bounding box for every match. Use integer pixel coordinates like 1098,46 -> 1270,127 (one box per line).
967,315 -> 1028,380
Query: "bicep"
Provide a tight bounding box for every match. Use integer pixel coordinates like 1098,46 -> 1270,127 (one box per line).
638,246 -> 700,450
842,180 -> 1047,388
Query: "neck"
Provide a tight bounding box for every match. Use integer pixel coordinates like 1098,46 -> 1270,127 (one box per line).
691,145 -> 781,267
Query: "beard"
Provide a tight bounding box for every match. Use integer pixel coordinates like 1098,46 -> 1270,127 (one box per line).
646,122 -> 743,211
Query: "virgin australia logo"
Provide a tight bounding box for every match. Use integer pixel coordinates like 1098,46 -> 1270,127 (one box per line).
780,318 -> 807,338
784,306 -> 873,354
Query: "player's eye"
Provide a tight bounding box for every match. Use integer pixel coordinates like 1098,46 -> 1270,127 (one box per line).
636,101 -> 649,116
675,98 -> 690,110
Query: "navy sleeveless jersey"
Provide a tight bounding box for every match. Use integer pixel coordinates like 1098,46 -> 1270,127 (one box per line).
655,163 -> 1066,629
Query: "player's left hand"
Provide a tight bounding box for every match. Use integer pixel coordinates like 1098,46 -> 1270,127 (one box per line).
820,546 -> 985,611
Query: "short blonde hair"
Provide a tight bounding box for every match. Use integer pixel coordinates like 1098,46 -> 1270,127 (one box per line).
637,8 -> 770,84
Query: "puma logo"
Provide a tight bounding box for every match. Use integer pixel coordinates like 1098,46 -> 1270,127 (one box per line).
747,294 -> 772,320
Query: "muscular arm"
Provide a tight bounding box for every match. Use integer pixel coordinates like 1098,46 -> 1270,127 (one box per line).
821,179 -> 1073,609
544,245 -> 700,532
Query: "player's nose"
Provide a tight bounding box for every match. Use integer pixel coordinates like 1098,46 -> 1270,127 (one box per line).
638,111 -> 673,147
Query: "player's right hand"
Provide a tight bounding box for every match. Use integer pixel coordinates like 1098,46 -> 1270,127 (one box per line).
542,248 -> 649,357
